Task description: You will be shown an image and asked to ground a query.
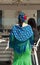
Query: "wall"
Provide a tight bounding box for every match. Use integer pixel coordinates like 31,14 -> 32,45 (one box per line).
2,10 -> 18,27
23,0 -> 40,4
0,0 -> 40,4
2,10 -> 37,27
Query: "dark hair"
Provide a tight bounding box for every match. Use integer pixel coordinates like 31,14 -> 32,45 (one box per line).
18,12 -> 25,27
28,18 -> 36,29
18,18 -> 23,27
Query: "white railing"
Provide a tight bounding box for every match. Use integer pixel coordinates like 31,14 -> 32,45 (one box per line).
0,39 -> 13,61
33,38 -> 40,65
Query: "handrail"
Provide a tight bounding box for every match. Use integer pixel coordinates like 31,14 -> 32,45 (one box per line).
33,38 -> 40,65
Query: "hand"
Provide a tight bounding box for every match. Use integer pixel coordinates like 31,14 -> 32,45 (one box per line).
33,45 -> 37,51
3,47 -> 9,53
5,40 -> 9,50
5,46 -> 9,50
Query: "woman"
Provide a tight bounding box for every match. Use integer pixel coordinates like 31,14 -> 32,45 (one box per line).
9,12 -> 34,65
28,18 -> 39,43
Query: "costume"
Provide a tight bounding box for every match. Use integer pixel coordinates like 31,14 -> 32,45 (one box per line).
9,25 -> 34,65
9,12 -> 34,65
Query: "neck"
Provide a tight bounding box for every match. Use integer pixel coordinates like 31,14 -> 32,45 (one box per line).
22,23 -> 28,27
18,22 -> 28,27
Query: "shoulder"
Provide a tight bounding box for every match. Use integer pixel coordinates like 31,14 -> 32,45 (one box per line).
22,23 -> 32,28
24,23 -> 32,29
27,25 -> 32,29
11,25 -> 16,30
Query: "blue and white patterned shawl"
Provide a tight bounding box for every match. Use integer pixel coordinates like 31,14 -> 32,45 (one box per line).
12,25 -> 33,42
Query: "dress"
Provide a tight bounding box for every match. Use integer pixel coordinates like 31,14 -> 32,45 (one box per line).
9,25 -> 34,65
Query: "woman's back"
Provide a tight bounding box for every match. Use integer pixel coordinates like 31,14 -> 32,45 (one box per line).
9,24 -> 33,53
9,12 -> 34,65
